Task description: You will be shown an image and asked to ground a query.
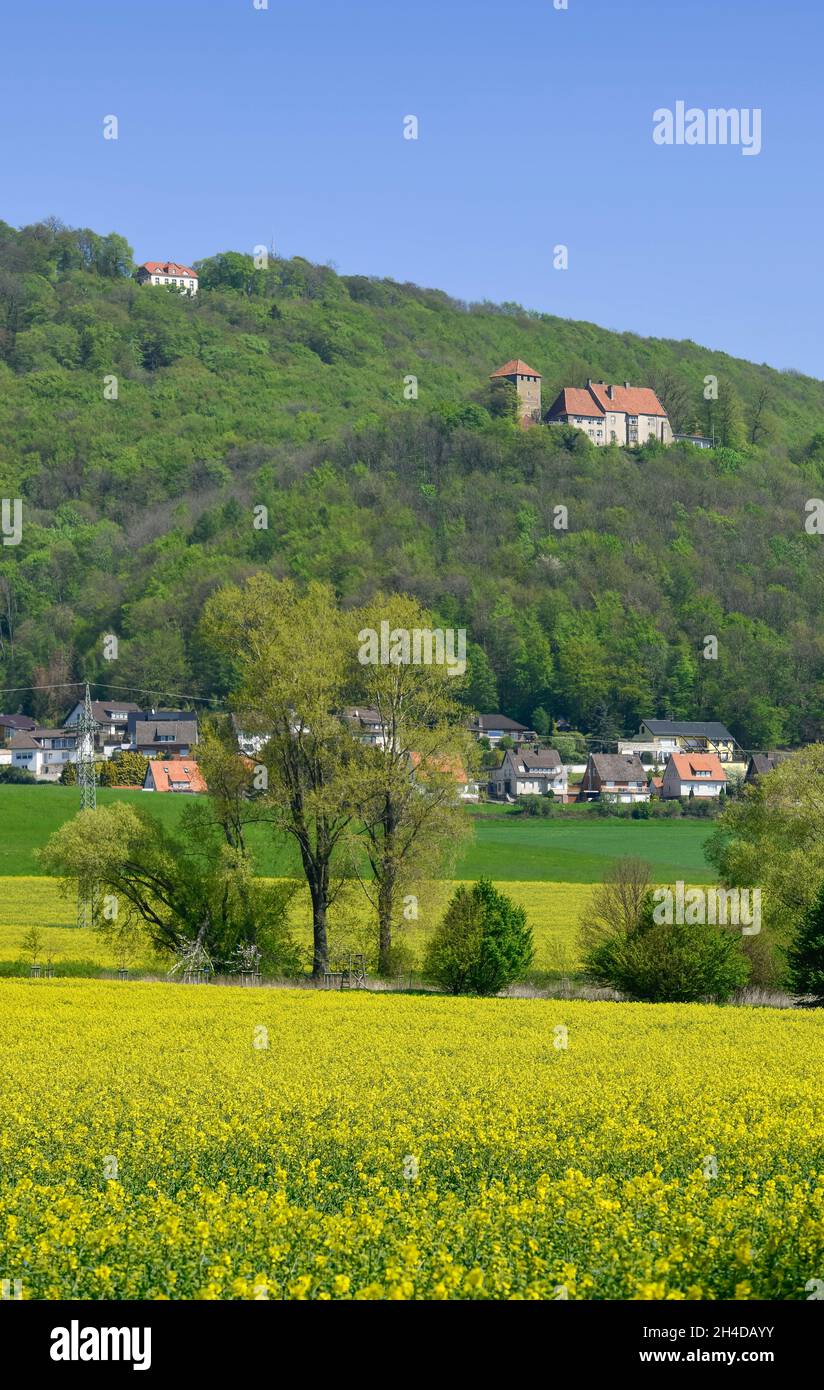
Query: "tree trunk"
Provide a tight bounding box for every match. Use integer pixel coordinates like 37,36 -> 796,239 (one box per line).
377,865 -> 396,976
308,879 -> 330,977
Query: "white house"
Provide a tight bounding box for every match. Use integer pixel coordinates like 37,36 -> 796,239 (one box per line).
136,261 -> 198,295
661,753 -> 727,799
63,699 -> 140,758
10,727 -> 79,780
489,748 -> 568,801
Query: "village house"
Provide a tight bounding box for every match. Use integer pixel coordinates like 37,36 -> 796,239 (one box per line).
488,748 -> 569,802
343,706 -> 391,747
489,360 -> 543,425
743,751 -> 789,785
128,711 -> 199,758
546,381 -> 673,446
63,698 -> 141,757
9,726 -> 79,780
136,261 -> 198,295
410,751 -> 479,803
661,752 -> 727,800
617,719 -> 738,765
469,713 -> 536,747
578,753 -> 650,803
143,760 -> 207,794
0,713 -> 37,764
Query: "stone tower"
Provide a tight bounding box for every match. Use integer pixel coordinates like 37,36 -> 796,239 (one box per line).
490,359 -> 542,424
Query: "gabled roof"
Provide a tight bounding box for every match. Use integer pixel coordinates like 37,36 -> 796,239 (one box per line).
133,719 -> 198,744
508,749 -> 562,772
9,732 -> 41,750
642,719 -> 734,741
589,753 -> 648,781
667,753 -> 726,782
473,714 -> 528,732
490,359 -> 542,380
549,388 -> 605,419
144,760 -> 207,793
139,261 -> 197,278
588,383 -> 667,417
0,713 -> 37,731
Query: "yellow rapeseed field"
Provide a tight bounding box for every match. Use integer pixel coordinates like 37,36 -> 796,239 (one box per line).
0,876 -> 587,973
0,979 -> 821,1300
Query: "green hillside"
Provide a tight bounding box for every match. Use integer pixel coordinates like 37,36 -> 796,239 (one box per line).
2,218 -> 824,744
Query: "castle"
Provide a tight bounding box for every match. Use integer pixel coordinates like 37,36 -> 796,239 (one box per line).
489,360 -> 673,446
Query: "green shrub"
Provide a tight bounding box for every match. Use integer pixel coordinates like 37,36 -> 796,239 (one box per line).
582,892 -> 749,1002
423,878 -> 534,995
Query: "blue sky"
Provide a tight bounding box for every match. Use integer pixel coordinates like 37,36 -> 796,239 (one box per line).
2,0 -> 822,375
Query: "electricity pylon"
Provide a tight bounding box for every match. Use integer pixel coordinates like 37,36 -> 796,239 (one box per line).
76,683 -> 98,928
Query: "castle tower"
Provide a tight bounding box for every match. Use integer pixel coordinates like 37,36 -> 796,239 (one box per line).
490,359 -> 542,424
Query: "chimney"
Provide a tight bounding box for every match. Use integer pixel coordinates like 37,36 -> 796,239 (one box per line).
624,381 -> 630,389
586,378 -> 592,387
606,385 -> 614,400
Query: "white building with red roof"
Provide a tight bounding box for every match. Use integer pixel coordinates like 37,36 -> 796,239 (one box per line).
136,261 -> 198,295
547,379 -> 672,446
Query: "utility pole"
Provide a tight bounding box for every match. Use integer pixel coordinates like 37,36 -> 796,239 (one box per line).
76,683 -> 98,928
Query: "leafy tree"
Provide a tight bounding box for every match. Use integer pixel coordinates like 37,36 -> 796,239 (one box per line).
39,802 -> 299,973
787,881 -> 824,1004
349,592 -> 474,974
201,576 -> 356,976
423,878 -> 534,995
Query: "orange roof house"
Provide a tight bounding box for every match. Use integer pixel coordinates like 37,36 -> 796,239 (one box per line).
143,759 -> 207,794
546,379 -> 672,446
661,753 -> 726,800
136,261 -> 199,295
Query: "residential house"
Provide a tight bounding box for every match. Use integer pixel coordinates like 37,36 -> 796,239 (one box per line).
470,714 -> 536,747
63,699 -> 140,757
661,753 -> 727,800
143,760 -> 207,794
130,712 -> 199,758
744,751 -> 789,785
578,753 -> 650,803
547,380 -> 673,446
343,706 -> 391,747
489,360 -> 543,425
617,719 -> 738,765
409,751 -> 479,803
230,713 -> 269,758
136,261 -> 198,295
0,714 -> 37,765
488,748 -> 569,802
9,727 -> 79,780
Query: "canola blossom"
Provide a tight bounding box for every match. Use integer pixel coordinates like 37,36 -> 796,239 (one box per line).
0,980 -> 822,1300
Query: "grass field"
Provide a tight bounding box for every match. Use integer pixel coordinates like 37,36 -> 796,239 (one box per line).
0,876 -> 590,976
0,785 -> 715,881
1,979 -> 821,1300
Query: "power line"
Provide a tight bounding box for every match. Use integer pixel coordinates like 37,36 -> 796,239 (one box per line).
0,680 -> 215,703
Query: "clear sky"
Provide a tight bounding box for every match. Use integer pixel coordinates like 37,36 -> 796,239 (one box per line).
2,0 -> 822,375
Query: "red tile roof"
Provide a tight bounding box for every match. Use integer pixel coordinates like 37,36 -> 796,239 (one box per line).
144,759 -> 207,793
668,753 -> 726,782
552,388 -> 605,419
588,383 -> 667,417
490,359 -> 542,380
140,261 -> 197,278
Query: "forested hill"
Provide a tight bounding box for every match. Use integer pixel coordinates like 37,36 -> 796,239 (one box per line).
2,217 -> 824,748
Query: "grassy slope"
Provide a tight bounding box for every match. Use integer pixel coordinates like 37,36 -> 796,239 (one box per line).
0,785 -> 713,881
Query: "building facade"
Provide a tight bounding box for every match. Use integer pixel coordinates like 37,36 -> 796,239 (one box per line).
136,261 -> 199,295
547,381 -> 673,446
